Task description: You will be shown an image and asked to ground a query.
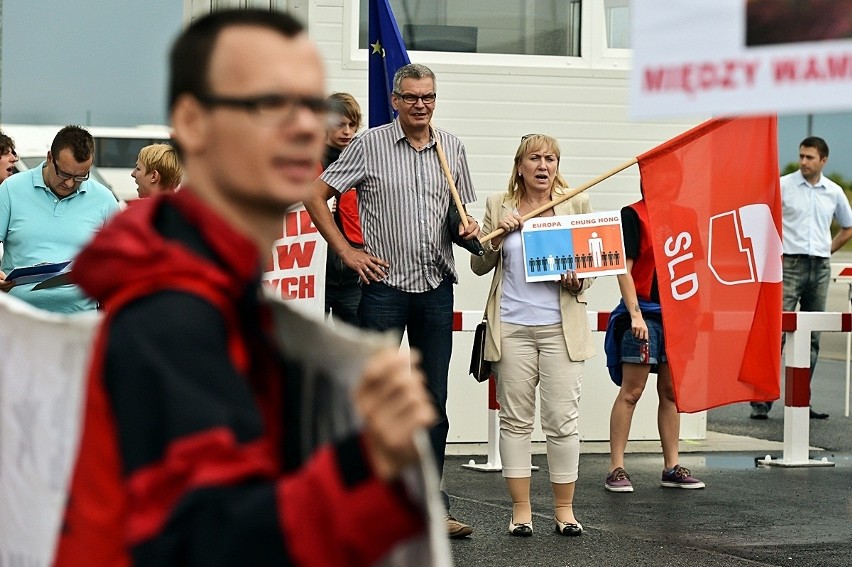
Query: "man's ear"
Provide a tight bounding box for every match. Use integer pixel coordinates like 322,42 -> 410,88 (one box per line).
171,94 -> 207,157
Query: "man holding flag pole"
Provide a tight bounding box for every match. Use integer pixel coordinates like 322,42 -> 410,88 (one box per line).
304,0 -> 479,539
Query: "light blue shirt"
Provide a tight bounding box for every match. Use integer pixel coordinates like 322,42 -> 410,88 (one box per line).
0,162 -> 120,312
781,169 -> 852,258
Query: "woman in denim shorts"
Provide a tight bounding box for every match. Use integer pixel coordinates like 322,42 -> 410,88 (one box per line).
603,198 -> 705,493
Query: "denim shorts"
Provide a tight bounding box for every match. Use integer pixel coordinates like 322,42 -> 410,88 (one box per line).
620,317 -> 666,365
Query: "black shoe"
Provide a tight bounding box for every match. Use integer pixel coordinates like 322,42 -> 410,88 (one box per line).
508,519 -> 533,537
554,518 -> 583,536
750,403 -> 769,420
809,409 -> 829,419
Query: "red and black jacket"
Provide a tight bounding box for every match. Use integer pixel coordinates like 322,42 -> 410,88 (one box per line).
56,189 -> 423,566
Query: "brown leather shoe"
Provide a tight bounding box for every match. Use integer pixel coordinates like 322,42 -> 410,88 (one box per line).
446,515 -> 473,538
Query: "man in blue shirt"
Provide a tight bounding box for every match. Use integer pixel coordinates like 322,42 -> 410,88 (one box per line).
0,125 -> 120,313
751,136 -> 852,420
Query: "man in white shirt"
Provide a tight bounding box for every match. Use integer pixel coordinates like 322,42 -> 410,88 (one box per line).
751,137 -> 852,420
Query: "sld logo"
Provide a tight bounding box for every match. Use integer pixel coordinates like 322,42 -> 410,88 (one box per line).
708,204 -> 782,285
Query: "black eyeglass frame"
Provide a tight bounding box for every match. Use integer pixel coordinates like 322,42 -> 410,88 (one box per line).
51,158 -> 90,183
196,93 -> 328,121
392,92 -> 437,105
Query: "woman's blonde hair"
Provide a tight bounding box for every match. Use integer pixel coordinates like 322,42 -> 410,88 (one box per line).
505,134 -> 568,206
138,143 -> 183,190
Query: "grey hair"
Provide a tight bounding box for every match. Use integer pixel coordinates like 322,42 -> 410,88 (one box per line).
392,63 -> 436,93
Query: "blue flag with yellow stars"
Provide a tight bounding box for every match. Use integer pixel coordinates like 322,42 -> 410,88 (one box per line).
368,0 -> 411,127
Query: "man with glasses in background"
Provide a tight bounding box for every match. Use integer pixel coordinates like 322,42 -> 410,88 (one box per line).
0,125 -> 119,312
306,62 -> 480,538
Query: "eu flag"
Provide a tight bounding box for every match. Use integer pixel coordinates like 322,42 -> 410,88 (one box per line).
368,0 -> 411,127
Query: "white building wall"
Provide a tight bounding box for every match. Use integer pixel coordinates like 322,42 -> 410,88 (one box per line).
184,0 -> 709,442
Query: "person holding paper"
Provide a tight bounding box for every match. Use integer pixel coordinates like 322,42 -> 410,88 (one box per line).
603,196 -> 706,492
0,125 -> 119,312
470,134 -> 594,537
55,10 -> 437,566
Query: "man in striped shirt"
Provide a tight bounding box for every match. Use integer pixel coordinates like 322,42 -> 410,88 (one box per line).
306,63 -> 480,538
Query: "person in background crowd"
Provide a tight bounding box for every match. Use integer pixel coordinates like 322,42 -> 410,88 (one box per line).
471,134 -> 594,537
604,194 -> 706,493
131,143 -> 183,198
0,132 -> 19,182
322,92 -> 363,326
55,10 -> 436,565
750,136 -> 852,420
0,125 -> 119,312
305,62 -> 480,538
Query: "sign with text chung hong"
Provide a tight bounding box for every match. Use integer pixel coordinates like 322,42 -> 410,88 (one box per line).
631,0 -> 852,118
521,211 -> 626,283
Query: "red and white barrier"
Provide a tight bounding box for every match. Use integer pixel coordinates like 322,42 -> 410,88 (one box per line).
759,311 -> 851,468
453,310 -> 849,471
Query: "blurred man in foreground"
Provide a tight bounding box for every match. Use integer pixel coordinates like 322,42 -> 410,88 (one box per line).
56,9 -> 435,566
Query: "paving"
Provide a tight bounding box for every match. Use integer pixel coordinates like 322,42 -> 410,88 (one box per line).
442,358 -> 852,566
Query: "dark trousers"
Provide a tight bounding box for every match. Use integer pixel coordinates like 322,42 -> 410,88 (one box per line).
358,278 -> 453,499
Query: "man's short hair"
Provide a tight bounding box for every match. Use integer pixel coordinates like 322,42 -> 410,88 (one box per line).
168,9 -> 304,112
51,125 -> 95,163
138,143 -> 183,189
801,136 -> 829,159
326,92 -> 362,131
392,63 -> 436,93
0,132 -> 15,157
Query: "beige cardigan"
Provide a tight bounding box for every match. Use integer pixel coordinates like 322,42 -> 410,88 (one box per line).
470,190 -> 596,363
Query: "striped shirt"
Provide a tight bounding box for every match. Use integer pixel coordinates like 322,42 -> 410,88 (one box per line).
320,120 -> 476,293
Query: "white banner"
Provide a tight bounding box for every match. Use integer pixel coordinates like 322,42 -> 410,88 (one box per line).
631,0 -> 852,118
263,204 -> 327,318
0,295 -> 98,566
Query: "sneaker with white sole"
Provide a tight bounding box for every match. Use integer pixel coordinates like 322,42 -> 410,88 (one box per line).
660,465 -> 705,489
605,467 -> 634,492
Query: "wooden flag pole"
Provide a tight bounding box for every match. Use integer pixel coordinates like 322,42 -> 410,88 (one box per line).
432,125 -> 469,227
479,157 -> 639,244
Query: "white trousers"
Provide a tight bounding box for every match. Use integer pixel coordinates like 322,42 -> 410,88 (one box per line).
495,322 -> 583,483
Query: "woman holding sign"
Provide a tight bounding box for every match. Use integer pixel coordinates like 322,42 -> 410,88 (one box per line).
471,134 -> 594,537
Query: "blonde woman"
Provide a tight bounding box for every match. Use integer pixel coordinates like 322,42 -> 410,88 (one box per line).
471,134 -> 594,537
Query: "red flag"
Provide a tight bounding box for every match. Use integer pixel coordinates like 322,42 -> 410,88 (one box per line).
638,116 -> 781,412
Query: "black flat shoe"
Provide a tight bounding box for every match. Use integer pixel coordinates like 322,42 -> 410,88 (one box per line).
554,518 -> 583,536
809,409 -> 829,419
508,519 -> 533,537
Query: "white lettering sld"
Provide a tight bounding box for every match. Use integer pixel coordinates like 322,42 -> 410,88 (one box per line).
664,231 -> 698,301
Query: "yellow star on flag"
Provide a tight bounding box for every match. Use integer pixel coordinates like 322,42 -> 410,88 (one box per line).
371,40 -> 384,56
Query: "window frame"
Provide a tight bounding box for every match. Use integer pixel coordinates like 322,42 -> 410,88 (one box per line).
342,0 -> 631,76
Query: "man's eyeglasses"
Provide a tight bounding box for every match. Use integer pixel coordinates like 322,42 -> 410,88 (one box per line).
196,93 -> 328,124
393,92 -> 437,105
52,158 -> 90,183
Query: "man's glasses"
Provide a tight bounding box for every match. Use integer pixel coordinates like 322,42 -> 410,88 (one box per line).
393,92 -> 437,105
197,93 -> 328,125
52,158 -> 90,183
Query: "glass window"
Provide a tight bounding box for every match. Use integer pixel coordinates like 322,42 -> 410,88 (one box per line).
94,137 -> 169,168
605,0 -> 630,49
359,0 -> 581,57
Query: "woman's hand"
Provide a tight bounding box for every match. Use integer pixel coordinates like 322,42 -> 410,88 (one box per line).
560,270 -> 582,294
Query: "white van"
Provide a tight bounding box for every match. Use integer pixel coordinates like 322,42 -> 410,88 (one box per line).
1,124 -> 172,202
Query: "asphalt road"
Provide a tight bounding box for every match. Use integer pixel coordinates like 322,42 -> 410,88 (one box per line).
445,362 -> 852,566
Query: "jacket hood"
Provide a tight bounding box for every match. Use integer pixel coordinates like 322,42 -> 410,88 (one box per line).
73,190 -> 261,309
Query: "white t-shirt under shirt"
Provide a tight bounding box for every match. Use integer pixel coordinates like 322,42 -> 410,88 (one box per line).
499,227 -> 561,326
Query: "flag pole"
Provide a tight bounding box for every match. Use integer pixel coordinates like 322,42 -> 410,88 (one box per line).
432,124 -> 469,227
480,157 -> 639,244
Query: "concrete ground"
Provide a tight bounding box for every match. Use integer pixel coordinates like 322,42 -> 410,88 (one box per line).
443,359 -> 852,567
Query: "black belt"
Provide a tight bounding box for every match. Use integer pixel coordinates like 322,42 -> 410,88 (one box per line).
783,254 -> 824,259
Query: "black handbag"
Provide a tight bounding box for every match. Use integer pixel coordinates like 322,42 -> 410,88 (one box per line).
469,318 -> 492,382
447,203 -> 485,256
